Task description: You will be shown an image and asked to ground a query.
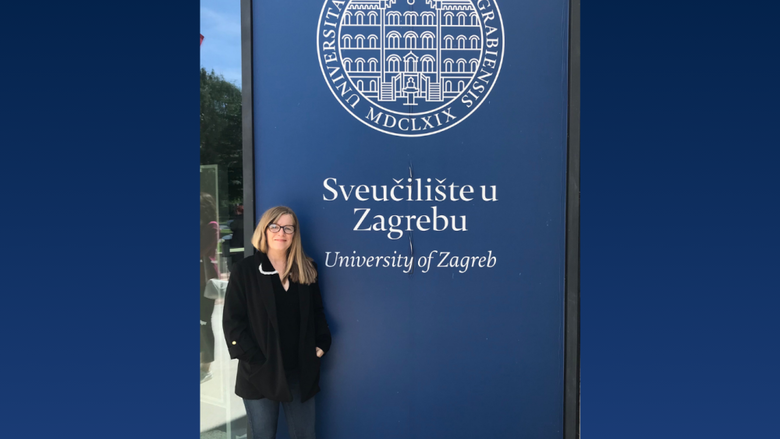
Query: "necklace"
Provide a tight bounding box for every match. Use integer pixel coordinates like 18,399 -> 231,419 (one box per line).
258,263 -> 277,275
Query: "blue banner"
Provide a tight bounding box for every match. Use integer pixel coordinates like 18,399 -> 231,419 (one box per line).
252,0 -> 571,437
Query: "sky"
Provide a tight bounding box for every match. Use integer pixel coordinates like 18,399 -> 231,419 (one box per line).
200,0 -> 242,87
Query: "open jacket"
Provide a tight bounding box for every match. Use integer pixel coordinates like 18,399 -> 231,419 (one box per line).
222,252 -> 332,402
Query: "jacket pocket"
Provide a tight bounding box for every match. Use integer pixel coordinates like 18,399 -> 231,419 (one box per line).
248,360 -> 269,378
239,359 -> 267,380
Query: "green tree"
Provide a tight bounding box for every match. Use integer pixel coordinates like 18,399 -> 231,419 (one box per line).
200,68 -> 243,210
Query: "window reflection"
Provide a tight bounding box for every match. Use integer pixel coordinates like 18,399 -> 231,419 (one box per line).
200,1 -> 246,435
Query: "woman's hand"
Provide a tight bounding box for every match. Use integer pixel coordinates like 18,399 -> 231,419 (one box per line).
316,347 -> 325,358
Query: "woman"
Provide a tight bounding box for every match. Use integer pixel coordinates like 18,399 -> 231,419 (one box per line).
223,206 -> 332,439
200,192 -> 219,384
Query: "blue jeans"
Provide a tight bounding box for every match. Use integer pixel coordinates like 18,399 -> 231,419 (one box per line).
243,370 -> 316,439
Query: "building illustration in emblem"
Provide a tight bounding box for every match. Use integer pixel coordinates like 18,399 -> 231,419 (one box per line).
339,0 -> 482,109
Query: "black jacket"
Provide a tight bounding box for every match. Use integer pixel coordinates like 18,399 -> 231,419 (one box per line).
223,252 -> 332,402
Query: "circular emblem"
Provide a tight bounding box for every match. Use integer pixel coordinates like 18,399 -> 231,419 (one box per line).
317,0 -> 505,137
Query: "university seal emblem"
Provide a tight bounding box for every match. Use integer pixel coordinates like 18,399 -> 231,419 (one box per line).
317,0 -> 505,137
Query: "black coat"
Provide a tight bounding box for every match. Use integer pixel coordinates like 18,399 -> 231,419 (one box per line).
223,252 -> 332,402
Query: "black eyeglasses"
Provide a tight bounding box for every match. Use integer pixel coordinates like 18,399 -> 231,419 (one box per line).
267,223 -> 295,235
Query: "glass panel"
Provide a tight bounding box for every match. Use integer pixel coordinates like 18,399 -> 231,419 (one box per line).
200,1 -> 246,438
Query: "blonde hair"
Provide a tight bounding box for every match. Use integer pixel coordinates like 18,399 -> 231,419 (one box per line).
251,206 -> 318,285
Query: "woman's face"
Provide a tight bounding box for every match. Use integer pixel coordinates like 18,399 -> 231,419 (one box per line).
265,213 -> 295,253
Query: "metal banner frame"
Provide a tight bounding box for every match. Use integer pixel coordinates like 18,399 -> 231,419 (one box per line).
240,0 -> 580,436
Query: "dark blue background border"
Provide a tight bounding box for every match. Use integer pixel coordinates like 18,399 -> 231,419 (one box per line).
582,1 -> 780,437
3,1 -> 778,437
5,1 -> 199,437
